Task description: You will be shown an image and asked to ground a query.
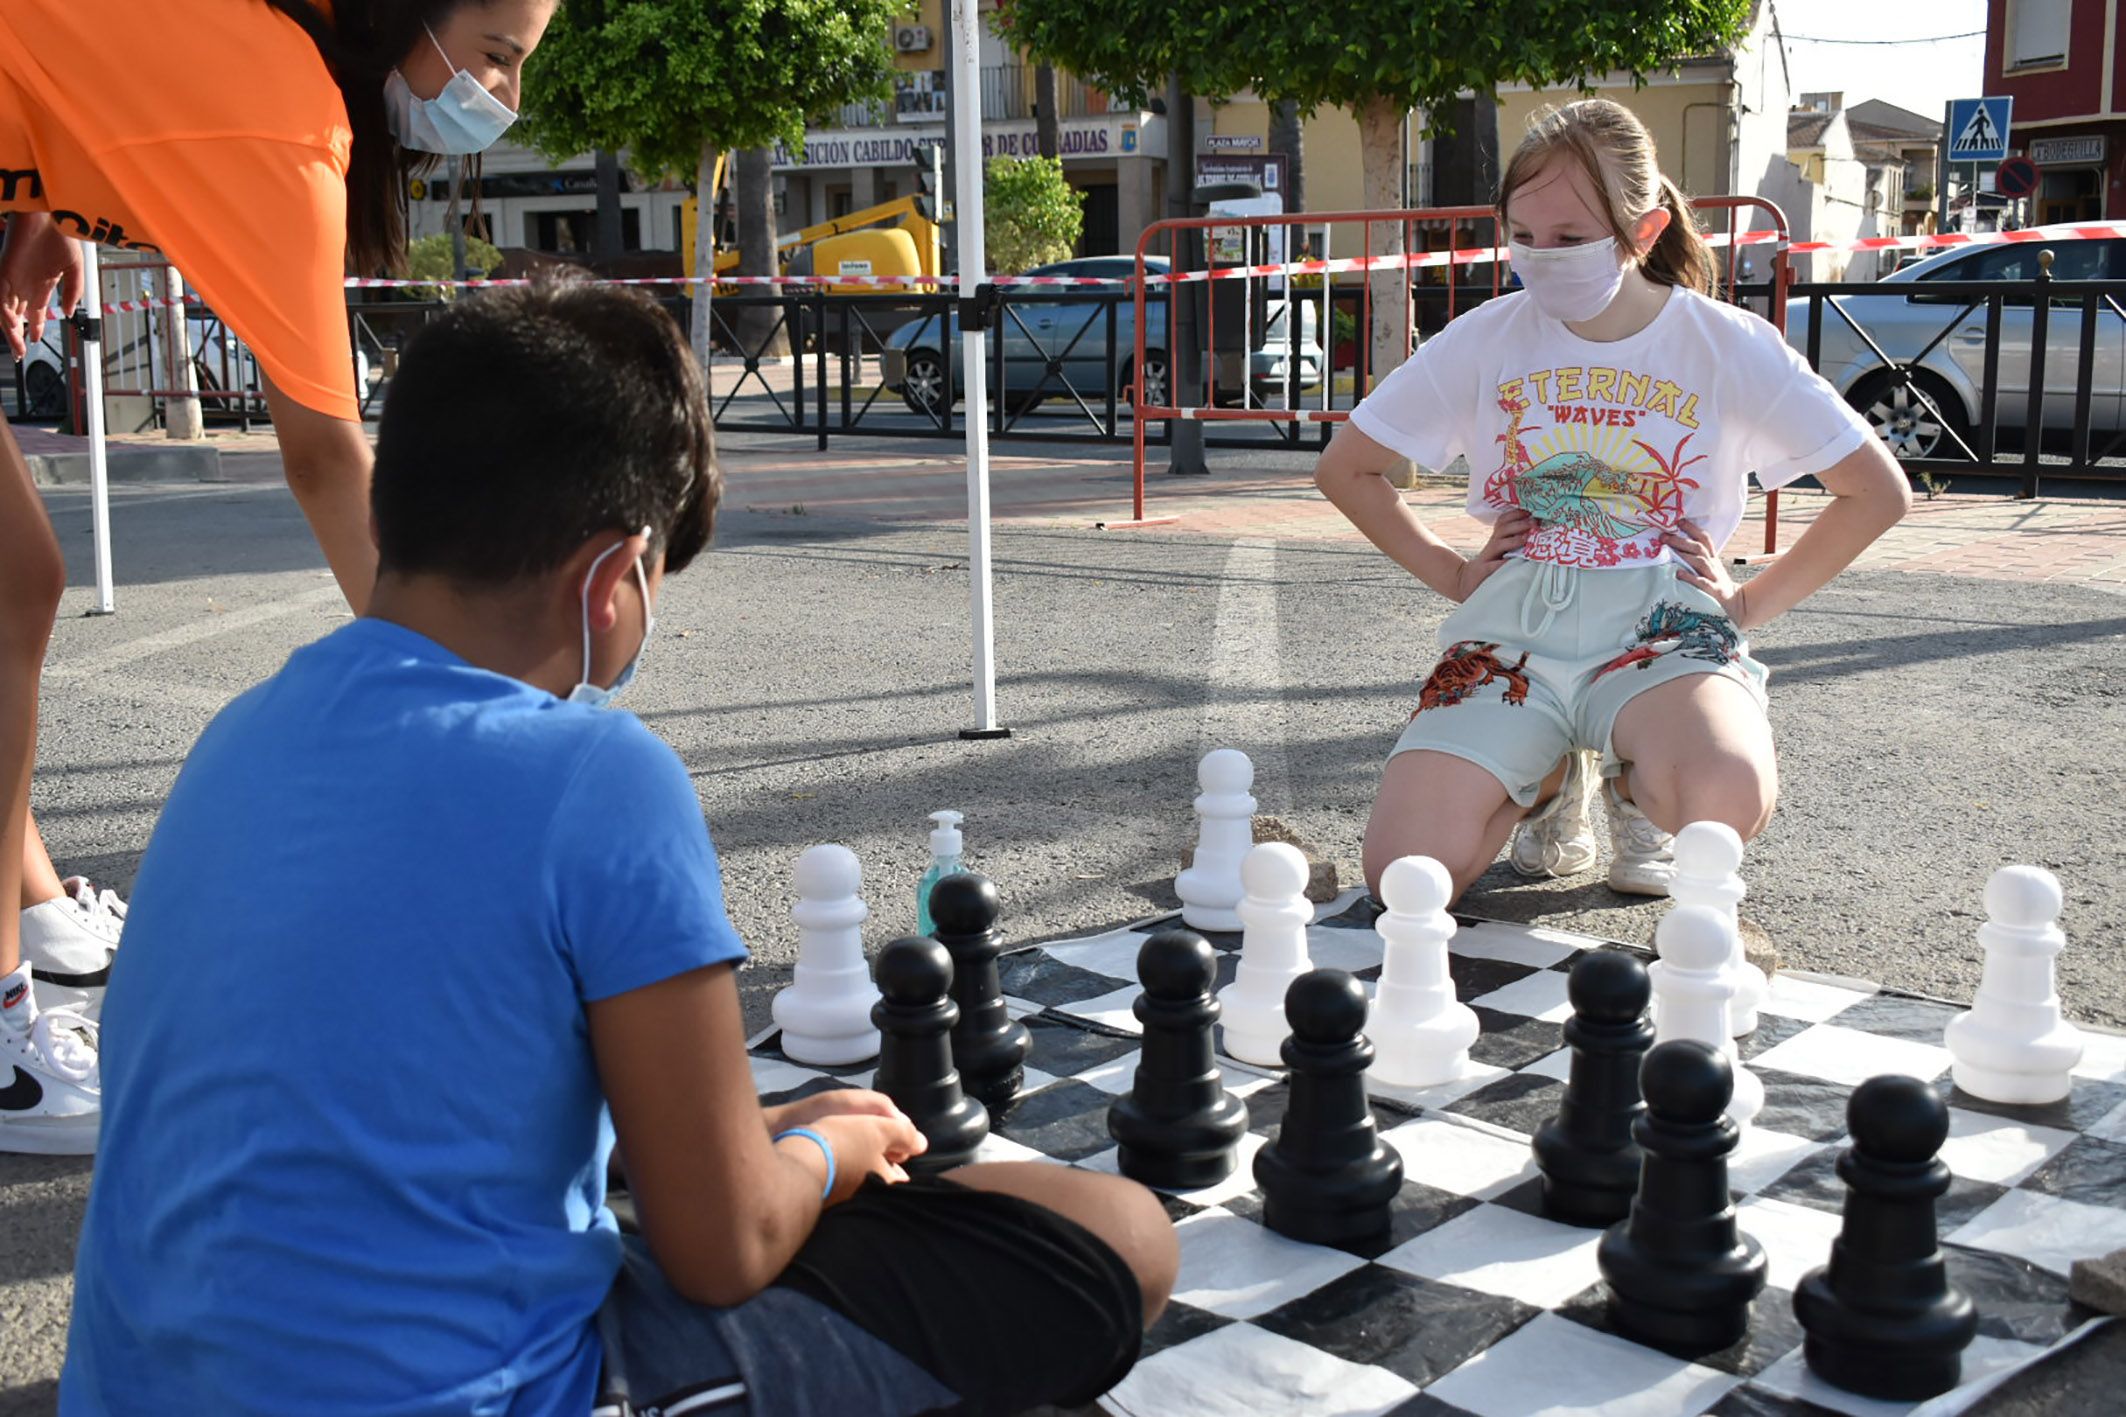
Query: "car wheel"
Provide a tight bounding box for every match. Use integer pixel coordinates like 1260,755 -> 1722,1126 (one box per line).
1848,370 -> 1967,461
22,361 -> 65,419
1122,350 -> 1168,407
900,350 -> 949,416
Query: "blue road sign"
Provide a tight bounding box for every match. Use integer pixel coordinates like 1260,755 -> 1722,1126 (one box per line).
1947,97 -> 2012,164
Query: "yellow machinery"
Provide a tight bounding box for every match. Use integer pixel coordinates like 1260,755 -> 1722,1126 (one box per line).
683,189 -> 941,295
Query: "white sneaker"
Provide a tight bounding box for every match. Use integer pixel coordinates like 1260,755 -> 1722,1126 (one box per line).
20,877 -> 123,1015
1604,782 -> 1676,896
0,969 -> 100,1156
1508,750 -> 1599,879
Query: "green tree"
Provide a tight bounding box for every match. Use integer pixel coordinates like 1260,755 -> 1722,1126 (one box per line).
518,0 -> 900,366
984,156 -> 1083,273
1002,0 -> 1753,378
404,231 -> 503,300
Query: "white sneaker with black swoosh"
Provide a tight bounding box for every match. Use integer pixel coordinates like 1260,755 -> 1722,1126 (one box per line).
0,965 -> 100,1156
19,876 -> 123,1016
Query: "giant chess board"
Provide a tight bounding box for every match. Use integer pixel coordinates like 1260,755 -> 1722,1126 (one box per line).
747,893 -> 2126,1416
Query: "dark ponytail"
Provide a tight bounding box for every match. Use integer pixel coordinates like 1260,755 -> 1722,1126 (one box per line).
261,0 -> 468,277
1643,176 -> 1715,297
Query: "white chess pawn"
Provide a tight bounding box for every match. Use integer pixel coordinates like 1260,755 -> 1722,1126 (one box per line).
1670,821 -> 1767,1037
1945,866 -> 2084,1105
770,844 -> 882,1066
1215,841 -> 1314,1067
1368,855 -> 1478,1089
1177,748 -> 1257,933
1653,904 -> 1764,1129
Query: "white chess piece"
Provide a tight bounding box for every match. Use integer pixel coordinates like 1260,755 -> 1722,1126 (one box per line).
1653,904 -> 1764,1129
1670,821 -> 1767,1037
1177,749 -> 1257,933
1945,865 -> 2084,1105
770,844 -> 882,1066
1215,841 -> 1314,1067
1368,855 -> 1478,1089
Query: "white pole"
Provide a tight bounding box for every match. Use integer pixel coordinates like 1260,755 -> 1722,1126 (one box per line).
950,0 -> 1006,739
80,242 -> 115,615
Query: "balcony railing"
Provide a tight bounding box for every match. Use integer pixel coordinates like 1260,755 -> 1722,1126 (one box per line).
826,65 -> 1125,131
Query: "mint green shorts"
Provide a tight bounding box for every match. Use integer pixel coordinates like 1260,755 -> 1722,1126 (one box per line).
1389,558 -> 1770,806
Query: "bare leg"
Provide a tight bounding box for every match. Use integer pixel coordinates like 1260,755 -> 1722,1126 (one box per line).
1364,749 -> 1568,903
21,809 -> 64,909
943,1162 -> 1178,1326
1609,675 -> 1777,840
0,416 -> 66,974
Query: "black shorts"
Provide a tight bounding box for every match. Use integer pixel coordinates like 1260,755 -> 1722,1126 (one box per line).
599,1175 -> 1143,1417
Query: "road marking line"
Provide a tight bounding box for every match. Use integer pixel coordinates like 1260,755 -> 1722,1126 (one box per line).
1200,537 -> 1291,816
45,584 -> 346,681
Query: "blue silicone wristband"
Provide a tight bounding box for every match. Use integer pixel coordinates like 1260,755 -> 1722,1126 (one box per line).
774,1127 -> 835,1201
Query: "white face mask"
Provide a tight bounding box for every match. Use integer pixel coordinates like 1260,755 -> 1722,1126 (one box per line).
1509,237 -> 1629,323
566,534 -> 656,710
383,25 -> 518,156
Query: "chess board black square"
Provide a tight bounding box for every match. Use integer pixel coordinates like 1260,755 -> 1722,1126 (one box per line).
1023,1015 -> 1138,1077
1466,1006 -> 1564,1070
1945,1246 -> 2077,1345
1823,992 -> 1966,1044
1223,1178 -> 1482,1260
1757,1145 -> 2011,1233
992,1080 -> 1118,1162
997,952 -> 1131,1007
1554,1281 -> 1806,1378
757,1073 -> 860,1110
1443,1071 -> 1566,1135
1448,954 -> 1541,1002
1939,1074 -> 2126,1134
1255,1266 -> 1539,1388
1139,1299 -> 1233,1358
2018,1134 -> 2126,1209
1752,1069 -> 1856,1143
1736,1013 -> 1812,1062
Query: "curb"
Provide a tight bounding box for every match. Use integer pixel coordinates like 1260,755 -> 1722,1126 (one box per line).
27,442 -> 222,489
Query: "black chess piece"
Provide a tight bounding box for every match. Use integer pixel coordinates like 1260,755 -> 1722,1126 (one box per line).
871,936 -> 988,1176
1252,969 -> 1404,1245
1108,930 -> 1251,1190
1792,1074 -> 1979,1401
928,873 -> 1032,1109
1598,1038 -> 1767,1353
1533,949 -> 1655,1226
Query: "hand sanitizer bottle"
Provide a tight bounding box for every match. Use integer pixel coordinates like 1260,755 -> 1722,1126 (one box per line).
916,809 -> 966,937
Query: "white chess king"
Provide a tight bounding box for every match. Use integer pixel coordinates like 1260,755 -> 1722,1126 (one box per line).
1368,855 -> 1478,1089
1177,748 -> 1256,933
770,843 -> 882,1066
1944,865 -> 2084,1105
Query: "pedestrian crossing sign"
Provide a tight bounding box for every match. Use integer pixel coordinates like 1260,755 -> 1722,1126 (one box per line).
1947,97 -> 2012,164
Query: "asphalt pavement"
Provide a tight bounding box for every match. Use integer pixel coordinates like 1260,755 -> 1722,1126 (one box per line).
4,470 -> 2122,1410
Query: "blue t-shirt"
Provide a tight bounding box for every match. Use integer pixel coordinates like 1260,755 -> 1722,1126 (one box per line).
62,618 -> 749,1415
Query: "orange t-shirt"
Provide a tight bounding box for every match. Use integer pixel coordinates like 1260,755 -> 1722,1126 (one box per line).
0,0 -> 358,419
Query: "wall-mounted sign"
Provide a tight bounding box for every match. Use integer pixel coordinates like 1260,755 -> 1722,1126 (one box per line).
2029,136 -> 2107,166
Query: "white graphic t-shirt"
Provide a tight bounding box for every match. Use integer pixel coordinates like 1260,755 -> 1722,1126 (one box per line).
1349,287 -> 1873,570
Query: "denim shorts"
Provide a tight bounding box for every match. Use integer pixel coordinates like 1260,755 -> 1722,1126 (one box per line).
1390,557 -> 1770,804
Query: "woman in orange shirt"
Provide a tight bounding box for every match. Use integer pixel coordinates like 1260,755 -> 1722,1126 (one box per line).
0,0 -> 554,1151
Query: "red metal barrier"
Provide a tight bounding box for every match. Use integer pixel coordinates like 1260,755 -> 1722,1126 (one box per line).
1124,196 -> 1795,558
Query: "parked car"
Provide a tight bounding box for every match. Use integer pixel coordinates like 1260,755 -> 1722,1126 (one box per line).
880,256 -> 1324,415
10,339 -> 67,419
1785,239 -> 2126,460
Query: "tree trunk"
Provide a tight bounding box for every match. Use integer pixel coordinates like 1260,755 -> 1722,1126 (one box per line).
691,140 -> 720,372
1035,65 -> 1060,159
1268,98 -> 1304,215
735,146 -> 789,358
1357,96 -> 1409,389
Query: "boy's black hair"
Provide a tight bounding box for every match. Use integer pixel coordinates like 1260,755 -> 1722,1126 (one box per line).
372,274 -> 719,583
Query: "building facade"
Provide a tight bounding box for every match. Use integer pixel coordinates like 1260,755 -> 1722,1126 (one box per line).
1985,0 -> 2124,220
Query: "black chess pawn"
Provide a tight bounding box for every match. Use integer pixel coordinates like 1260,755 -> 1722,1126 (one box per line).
1793,1074 -> 1979,1401
871,936 -> 988,1176
1108,930 -> 1251,1190
1253,969 -> 1404,1245
1533,950 -> 1655,1226
928,873 -> 1032,1109
1598,1039 -> 1767,1353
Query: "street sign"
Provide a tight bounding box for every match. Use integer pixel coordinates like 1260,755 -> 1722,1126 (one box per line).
1204,135 -> 1262,151
1947,97 -> 2012,163
1996,155 -> 2040,199
2030,135 -> 2106,166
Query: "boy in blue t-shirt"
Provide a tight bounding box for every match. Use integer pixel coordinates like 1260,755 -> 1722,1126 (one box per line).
62,280 -> 1174,1416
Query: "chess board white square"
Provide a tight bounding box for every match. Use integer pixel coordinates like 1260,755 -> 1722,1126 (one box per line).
1068,984 -> 1149,1035
1750,1024 -> 1953,1088
1421,1312 -> 1744,1417
1365,1059 -> 1511,1112
1099,1319 -> 1419,1417
1169,1209 -> 1369,1320
1449,921 -> 1579,969
1736,1195 -> 1848,1291
1748,1332 -> 2048,1417
1075,1049 -> 1140,1096
1382,1117 -> 1539,1199
1041,929 -> 1156,983
1521,1047 -> 1574,1083
1377,1203 -> 1604,1307
2072,1028 -> 2126,1084
1948,1189 -> 2126,1278
1303,926 -> 1385,976
749,1056 -> 825,1095
1937,1107 -> 2077,1185
971,1132 -> 1055,1166
1466,968 -> 1574,1023
1078,1133 -> 1269,1209
1759,973 -> 1877,1024
1728,1127 -> 1829,1196
2088,1098 -> 2126,1146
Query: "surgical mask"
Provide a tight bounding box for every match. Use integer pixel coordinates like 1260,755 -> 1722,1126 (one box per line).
1508,237 -> 1629,323
383,25 -> 518,155
566,534 -> 656,709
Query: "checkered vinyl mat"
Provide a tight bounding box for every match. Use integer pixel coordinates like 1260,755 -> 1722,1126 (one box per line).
748,892 -> 2126,1417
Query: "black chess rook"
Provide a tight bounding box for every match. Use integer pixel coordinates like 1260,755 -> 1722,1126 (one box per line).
1108,930 -> 1251,1190
1598,1039 -> 1767,1353
1253,969 -> 1404,1245
1793,1074 -> 1979,1401
1533,949 -> 1655,1226
871,935 -> 988,1176
928,873 -> 1032,1109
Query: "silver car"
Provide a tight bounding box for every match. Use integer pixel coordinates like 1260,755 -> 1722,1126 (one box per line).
1785,238 -> 2125,459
